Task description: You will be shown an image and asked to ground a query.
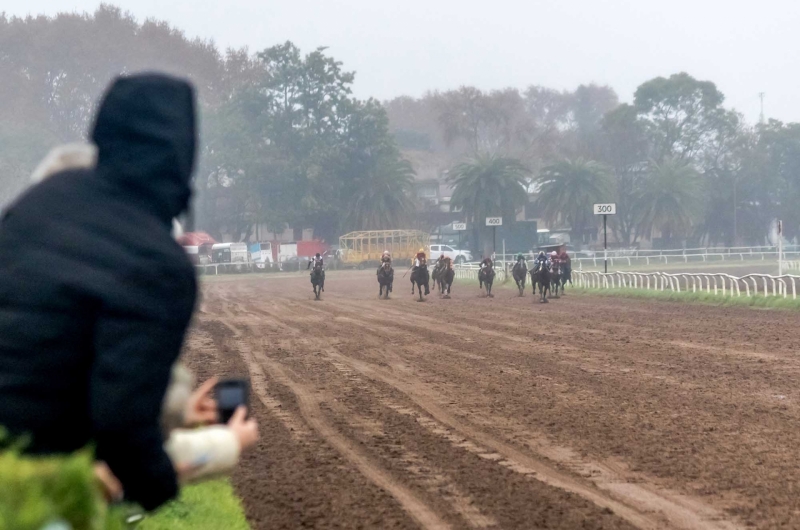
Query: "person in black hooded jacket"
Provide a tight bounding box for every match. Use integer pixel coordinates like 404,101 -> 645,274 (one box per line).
0,74 -> 198,510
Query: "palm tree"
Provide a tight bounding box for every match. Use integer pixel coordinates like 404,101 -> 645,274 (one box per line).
347,158 -> 416,230
447,154 -> 529,256
635,158 -> 702,245
534,158 -> 612,244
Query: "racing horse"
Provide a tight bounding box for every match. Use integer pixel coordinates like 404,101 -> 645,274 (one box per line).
439,258 -> 454,298
550,260 -> 562,298
512,259 -> 528,296
310,261 -> 325,300
560,260 -> 572,293
431,259 -> 446,294
478,263 -> 495,298
377,260 -> 393,299
410,263 -> 430,302
531,261 -> 550,303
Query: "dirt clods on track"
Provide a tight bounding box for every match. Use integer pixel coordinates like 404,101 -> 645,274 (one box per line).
184,271 -> 800,529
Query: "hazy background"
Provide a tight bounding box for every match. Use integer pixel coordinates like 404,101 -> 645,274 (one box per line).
4,0 -> 797,123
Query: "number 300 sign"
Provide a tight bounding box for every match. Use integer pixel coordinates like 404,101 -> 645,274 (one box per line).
593,203 -> 616,215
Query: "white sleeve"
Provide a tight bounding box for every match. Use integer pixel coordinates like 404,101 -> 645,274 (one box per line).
165,426 -> 241,483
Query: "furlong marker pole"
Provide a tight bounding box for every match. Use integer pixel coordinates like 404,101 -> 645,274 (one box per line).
604,214 -> 608,274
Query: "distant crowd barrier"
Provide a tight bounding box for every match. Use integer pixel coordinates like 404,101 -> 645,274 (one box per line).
573,270 -> 800,299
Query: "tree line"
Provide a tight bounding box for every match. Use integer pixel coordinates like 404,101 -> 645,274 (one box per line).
385,76 -> 800,247
2,6 -> 799,248
0,6 -> 413,243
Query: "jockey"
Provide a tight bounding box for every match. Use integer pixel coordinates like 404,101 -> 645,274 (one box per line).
377,250 -> 393,292
377,250 -> 393,276
515,253 -> 526,268
308,253 -> 324,276
533,251 -> 548,272
558,247 -> 571,266
550,251 -> 561,272
412,248 -> 430,295
480,256 -> 493,269
413,249 -> 427,269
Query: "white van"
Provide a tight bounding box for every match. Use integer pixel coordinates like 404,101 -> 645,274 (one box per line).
211,243 -> 249,263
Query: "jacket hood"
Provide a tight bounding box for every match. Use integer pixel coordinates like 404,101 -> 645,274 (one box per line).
91,74 -> 196,223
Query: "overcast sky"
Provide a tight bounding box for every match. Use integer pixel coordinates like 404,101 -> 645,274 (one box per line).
5,0 -> 798,123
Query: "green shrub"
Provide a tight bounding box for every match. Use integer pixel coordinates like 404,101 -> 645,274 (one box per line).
0,444 -> 127,530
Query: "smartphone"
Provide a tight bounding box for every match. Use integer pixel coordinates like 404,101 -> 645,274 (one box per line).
215,378 -> 250,423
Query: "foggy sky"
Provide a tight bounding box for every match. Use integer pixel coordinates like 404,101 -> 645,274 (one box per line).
4,0 -> 798,124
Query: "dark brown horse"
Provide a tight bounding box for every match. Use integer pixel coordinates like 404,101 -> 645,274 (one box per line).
550,261 -> 562,298
431,259 -> 446,293
439,258 -> 454,298
531,262 -> 550,303
377,261 -> 393,299
410,264 -> 430,302
512,259 -> 528,296
310,262 -> 324,300
560,260 -> 572,294
479,264 -> 495,298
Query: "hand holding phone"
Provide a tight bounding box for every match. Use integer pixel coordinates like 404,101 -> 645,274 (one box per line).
215,379 -> 250,423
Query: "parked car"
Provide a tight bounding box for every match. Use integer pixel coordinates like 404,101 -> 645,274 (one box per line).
430,244 -> 472,264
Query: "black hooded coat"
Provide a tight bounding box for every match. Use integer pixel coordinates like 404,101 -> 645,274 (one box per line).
0,74 -> 198,510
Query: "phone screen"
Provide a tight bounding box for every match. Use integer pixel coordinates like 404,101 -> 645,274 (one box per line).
218,386 -> 245,407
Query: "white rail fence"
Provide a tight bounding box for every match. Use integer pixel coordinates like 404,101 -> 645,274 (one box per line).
573,250 -> 800,269
453,263 -> 509,282
575,245 -> 798,259
574,270 -> 800,299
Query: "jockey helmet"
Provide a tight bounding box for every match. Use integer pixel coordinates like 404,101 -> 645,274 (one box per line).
383,250 -> 390,255
418,248 -> 424,253
315,253 -> 321,258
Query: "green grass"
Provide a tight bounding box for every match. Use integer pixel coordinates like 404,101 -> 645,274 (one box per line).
572,287 -> 800,310
140,479 -> 249,530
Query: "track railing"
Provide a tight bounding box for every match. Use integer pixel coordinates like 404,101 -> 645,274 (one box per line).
574,270 -> 800,299
453,263 -> 508,282
573,250 -> 800,269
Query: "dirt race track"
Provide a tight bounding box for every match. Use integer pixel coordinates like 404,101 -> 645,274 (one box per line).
185,271 -> 800,529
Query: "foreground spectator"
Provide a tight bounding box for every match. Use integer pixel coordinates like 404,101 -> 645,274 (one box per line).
0,73 -> 212,510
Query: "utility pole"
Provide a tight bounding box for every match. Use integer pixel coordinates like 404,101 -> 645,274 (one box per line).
759,92 -> 765,125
